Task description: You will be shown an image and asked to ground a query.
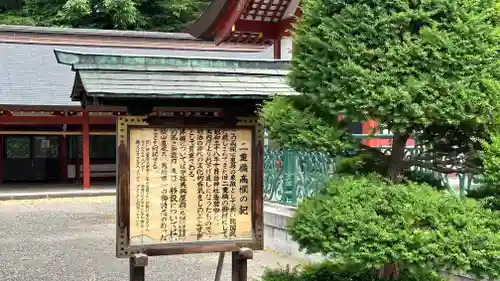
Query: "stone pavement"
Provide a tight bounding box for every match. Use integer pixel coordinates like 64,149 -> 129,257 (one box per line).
0,196 -> 303,281
0,183 -> 115,201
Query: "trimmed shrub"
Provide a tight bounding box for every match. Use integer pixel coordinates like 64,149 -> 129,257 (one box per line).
287,174 -> 500,280
260,261 -> 447,281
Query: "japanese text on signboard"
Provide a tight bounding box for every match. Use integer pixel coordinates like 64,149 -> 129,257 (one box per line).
129,127 -> 253,245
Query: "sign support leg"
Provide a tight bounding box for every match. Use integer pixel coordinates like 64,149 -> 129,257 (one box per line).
231,248 -> 253,281
214,252 -> 225,281
129,253 -> 148,281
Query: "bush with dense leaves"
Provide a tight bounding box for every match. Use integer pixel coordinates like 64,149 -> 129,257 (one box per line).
260,0 -> 500,183
287,174 -> 500,279
261,261 -> 446,281
479,135 -> 500,188
466,135 -> 500,210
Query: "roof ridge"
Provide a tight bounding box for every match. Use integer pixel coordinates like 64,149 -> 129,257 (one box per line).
0,25 -> 196,40
0,25 -> 268,52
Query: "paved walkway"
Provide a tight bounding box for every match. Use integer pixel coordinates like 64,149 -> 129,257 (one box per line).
0,196 -> 302,281
0,182 -> 115,200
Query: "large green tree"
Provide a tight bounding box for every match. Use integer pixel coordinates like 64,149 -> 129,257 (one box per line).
262,0 -> 500,278
1,0 -> 209,32
261,0 -> 500,183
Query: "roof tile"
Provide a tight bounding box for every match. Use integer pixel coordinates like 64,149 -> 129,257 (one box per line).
0,42 -> 274,106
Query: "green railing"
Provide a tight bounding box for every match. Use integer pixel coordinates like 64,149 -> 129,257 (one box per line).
263,147 -> 336,205
263,134 -> 481,205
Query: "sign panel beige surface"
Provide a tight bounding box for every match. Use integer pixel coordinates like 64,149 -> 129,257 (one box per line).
129,127 -> 253,245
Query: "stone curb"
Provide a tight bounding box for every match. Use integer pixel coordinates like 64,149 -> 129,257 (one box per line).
0,190 -> 116,201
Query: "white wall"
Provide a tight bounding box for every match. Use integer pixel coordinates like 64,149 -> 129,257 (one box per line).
67,163 -> 116,178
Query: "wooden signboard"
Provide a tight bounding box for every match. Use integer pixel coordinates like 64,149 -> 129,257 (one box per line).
116,116 -> 264,258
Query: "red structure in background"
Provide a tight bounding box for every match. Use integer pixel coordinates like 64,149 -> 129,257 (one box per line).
189,0 -> 405,148
0,25 -> 268,189
0,108 -> 121,188
188,0 -> 301,59
362,121 -> 416,147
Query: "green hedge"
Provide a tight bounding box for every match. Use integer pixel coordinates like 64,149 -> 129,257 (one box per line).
260,261 -> 446,281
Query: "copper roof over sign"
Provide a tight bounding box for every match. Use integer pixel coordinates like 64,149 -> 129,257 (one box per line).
54,49 -> 298,105
188,0 -> 301,46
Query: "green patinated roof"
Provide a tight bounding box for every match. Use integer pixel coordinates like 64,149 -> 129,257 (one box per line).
54,50 -> 298,101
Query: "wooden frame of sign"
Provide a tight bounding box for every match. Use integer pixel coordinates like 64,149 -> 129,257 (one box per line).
115,115 -> 264,258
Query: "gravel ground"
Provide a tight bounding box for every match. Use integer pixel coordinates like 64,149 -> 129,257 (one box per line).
0,197 -> 302,281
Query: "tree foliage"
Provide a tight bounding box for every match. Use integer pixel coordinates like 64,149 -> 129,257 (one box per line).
0,0 -> 23,11
0,0 -> 209,32
288,174 -> 500,279
259,0 -> 500,279
466,135 -> 500,210
479,135 -> 500,187
261,261 -> 445,281
260,0 -> 500,182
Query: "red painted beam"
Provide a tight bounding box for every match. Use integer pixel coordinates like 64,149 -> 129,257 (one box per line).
211,1 -> 238,42
90,116 -> 116,125
233,20 -> 281,39
214,0 -> 252,45
0,116 -> 116,125
234,20 -> 279,32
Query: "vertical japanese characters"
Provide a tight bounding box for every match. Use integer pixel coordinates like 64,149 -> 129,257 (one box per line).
159,129 -> 169,241
238,133 -> 250,219
134,138 -> 152,234
129,127 -> 253,245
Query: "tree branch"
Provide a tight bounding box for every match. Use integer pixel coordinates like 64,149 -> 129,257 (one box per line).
359,144 -> 390,161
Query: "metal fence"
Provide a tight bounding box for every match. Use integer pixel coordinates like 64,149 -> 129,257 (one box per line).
263,134 -> 481,205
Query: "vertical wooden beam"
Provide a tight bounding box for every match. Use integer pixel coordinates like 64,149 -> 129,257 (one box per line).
231,248 -> 253,281
59,135 -> 68,182
75,135 -> 81,184
82,111 -> 91,189
273,39 -> 282,59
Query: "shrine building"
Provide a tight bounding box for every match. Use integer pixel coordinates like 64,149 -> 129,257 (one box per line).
187,0 -> 402,147
0,24 -> 279,188
0,0 -> 394,189
0,0 -> 305,189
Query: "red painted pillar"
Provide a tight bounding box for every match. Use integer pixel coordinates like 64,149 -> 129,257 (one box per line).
362,120 -> 380,147
273,39 -> 281,59
59,135 -> 68,182
82,111 -> 90,189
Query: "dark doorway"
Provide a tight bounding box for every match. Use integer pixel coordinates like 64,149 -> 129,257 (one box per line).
3,135 -> 60,182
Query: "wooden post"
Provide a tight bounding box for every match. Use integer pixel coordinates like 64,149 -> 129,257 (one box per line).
129,253 -> 148,281
214,252 -> 225,281
82,111 -> 90,189
75,135 -> 81,184
59,135 -> 68,182
231,248 -> 253,281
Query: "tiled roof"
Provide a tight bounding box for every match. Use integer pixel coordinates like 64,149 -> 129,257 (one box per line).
0,25 -> 267,51
76,70 -> 295,100
54,49 -> 297,101
0,42 -> 274,106
0,25 -> 197,40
